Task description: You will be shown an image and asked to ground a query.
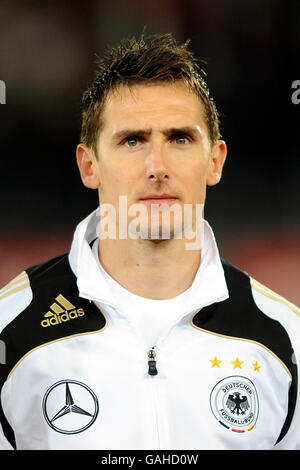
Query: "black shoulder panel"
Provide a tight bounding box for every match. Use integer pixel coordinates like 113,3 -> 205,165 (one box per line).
0,254 -> 107,448
192,258 -> 297,444
1,254 -> 107,379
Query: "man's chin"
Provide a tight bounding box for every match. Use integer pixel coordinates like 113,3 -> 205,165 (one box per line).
131,224 -> 182,241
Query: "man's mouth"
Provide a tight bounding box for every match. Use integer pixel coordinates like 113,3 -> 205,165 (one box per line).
139,194 -> 179,206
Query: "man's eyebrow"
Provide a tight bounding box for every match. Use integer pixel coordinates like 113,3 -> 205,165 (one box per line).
111,128 -> 152,143
162,126 -> 200,138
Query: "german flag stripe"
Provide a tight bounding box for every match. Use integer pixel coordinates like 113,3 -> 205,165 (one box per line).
218,421 -> 229,429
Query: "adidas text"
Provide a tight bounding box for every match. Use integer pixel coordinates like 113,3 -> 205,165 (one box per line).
41,308 -> 85,327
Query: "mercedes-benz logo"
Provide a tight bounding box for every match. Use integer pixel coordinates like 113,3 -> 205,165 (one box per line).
42,380 -> 99,434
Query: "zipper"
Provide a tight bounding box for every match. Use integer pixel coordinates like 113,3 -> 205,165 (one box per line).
146,306 -> 202,376
147,345 -> 160,449
147,346 -> 158,376
146,306 -> 202,377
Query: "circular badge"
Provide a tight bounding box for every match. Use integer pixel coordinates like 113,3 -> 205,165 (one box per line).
42,379 -> 99,434
210,376 -> 259,433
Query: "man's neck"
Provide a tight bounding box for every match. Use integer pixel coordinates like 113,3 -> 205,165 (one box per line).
98,237 -> 201,300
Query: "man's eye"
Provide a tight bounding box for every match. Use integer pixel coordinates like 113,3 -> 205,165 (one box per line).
125,137 -> 138,147
175,136 -> 189,145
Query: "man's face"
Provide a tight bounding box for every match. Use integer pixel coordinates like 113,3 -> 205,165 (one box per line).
78,82 -> 226,241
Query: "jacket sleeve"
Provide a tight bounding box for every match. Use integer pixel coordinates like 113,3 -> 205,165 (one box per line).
250,278 -> 300,449
0,424 -> 14,450
0,271 -> 33,450
273,313 -> 300,450
273,333 -> 300,448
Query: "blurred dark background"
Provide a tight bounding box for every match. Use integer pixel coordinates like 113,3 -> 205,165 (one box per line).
0,0 -> 299,304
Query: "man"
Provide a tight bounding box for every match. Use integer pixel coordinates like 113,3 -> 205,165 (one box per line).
0,33 -> 299,450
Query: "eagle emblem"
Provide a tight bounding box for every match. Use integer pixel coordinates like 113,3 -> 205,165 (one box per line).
226,392 -> 249,415
210,376 -> 259,433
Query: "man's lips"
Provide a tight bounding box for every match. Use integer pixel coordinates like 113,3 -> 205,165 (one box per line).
139,194 -> 179,205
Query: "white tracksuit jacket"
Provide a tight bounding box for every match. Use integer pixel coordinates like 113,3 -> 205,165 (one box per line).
0,208 -> 300,450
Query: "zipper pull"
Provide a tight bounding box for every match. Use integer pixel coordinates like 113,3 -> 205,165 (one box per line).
147,347 -> 158,376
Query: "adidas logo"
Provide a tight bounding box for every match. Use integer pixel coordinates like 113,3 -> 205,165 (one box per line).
41,294 -> 85,327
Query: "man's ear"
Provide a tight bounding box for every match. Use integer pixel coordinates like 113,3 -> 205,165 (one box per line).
206,140 -> 227,186
76,144 -> 101,189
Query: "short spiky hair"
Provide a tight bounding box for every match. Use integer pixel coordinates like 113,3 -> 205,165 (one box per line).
80,32 -> 221,154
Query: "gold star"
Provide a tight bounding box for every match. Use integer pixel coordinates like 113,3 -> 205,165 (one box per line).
253,361 -> 261,372
231,357 -> 244,369
210,356 -> 222,368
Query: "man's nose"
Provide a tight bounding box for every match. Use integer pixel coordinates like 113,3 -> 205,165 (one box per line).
145,142 -> 169,182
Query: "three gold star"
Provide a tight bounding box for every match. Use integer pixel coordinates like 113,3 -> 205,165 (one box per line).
209,356 -> 262,372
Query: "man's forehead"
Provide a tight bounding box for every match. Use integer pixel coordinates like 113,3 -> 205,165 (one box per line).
101,82 -> 207,130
